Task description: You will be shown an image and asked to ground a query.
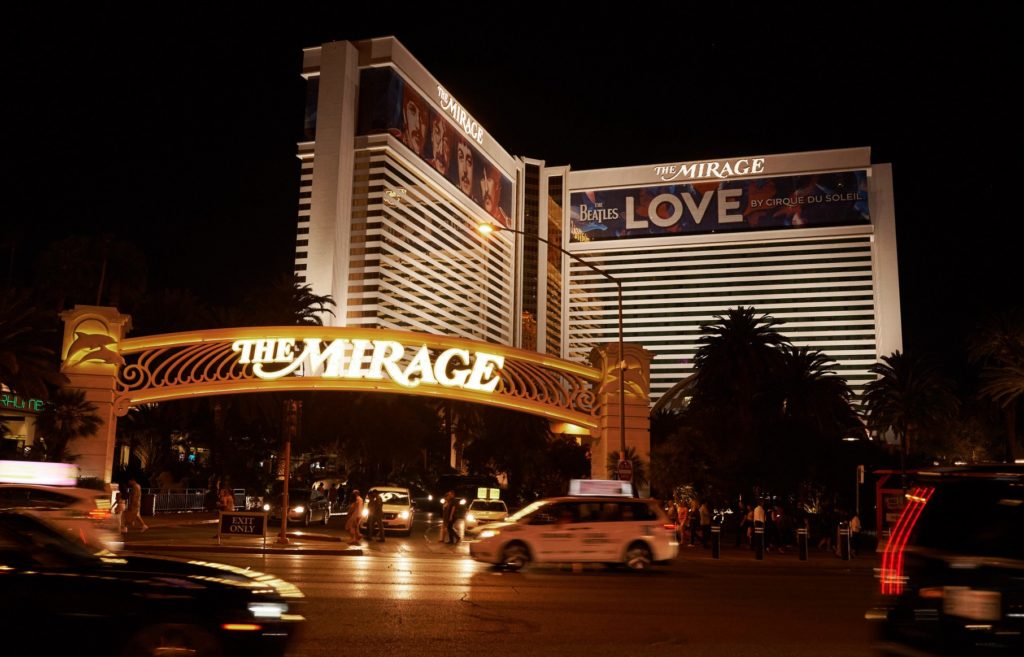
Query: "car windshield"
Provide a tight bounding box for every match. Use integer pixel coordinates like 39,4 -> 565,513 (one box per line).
0,513 -> 101,563
507,500 -> 549,522
373,491 -> 409,506
471,501 -> 507,512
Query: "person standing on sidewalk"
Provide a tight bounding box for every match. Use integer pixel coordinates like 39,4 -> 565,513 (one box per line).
442,491 -> 460,545
345,489 -> 363,545
123,477 -> 149,532
699,500 -> 712,548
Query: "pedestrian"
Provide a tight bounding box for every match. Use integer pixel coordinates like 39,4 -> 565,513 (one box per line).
699,500 -> 712,548
849,510 -> 862,557
752,498 -> 766,551
122,477 -> 149,532
687,498 -> 699,547
345,489 -> 363,544
328,483 -> 339,514
367,490 -> 385,542
443,491 -> 460,545
675,500 -> 688,544
737,503 -> 752,547
111,492 -> 126,534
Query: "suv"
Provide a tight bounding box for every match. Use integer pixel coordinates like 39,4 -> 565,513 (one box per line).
869,464 -> 1024,656
468,496 -> 678,571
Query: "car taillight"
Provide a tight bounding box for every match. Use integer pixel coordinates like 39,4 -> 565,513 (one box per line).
880,486 -> 934,596
88,509 -> 111,520
663,523 -> 676,531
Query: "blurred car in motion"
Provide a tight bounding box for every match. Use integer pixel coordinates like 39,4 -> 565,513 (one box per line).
869,464 -> 1023,656
263,485 -> 330,527
468,495 -> 678,571
464,498 -> 508,530
360,486 -> 413,536
0,482 -> 121,551
0,511 -> 304,656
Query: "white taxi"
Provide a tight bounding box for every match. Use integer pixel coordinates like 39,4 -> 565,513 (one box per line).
464,498 -> 508,530
359,486 -> 413,536
468,495 -> 678,571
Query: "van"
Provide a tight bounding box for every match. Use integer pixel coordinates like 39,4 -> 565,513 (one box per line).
468,495 -> 678,571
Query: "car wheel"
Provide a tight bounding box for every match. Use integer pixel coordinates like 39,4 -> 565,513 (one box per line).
122,622 -> 222,657
304,510 -> 311,527
501,543 -> 530,571
625,542 -> 653,571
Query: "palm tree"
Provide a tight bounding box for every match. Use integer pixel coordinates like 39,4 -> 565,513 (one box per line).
243,274 -> 335,326
0,288 -> 66,400
605,445 -> 649,492
862,351 -> 960,482
775,345 -> 862,441
693,306 -> 787,405
34,387 -> 102,462
968,310 -> 1024,462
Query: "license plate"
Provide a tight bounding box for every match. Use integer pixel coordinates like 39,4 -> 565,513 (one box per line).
943,587 -> 1001,621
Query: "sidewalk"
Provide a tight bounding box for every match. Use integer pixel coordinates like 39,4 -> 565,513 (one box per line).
123,511 -> 363,556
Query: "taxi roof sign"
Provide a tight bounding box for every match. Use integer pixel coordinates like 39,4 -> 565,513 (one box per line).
568,479 -> 633,497
477,487 -> 501,500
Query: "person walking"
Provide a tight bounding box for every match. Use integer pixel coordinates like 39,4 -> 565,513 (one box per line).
442,491 -> 460,545
122,477 -> 149,532
698,500 -> 712,548
111,492 -> 126,534
367,490 -> 386,542
345,489 -> 363,545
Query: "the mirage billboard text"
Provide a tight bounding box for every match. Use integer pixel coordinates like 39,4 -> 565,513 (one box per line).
570,170 -> 869,242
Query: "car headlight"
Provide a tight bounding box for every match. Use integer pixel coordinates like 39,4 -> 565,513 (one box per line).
459,498 -> 466,505
399,510 -> 410,520
480,529 -> 499,539
248,602 -> 288,619
427,494 -> 433,502
466,513 -> 476,523
361,508 -> 368,518
263,503 -> 271,511
292,506 -> 305,514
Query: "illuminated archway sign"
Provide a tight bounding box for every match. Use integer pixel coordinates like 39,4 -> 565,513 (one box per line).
232,338 -> 504,393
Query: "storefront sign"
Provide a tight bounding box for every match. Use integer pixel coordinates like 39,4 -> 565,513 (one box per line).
0,393 -> 45,413
232,339 -> 505,393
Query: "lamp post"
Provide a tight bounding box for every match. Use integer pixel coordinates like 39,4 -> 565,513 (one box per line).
477,222 -> 626,461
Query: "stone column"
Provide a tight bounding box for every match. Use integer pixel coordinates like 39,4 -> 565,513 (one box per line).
589,343 -> 653,495
59,306 -> 132,483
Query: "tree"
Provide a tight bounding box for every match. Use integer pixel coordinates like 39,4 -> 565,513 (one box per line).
0,288 -> 66,400
242,274 -> 335,326
969,309 -> 1024,462
862,351 -> 960,481
605,445 -> 649,493
34,387 -> 102,462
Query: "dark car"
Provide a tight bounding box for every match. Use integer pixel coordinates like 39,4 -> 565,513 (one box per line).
0,511 -> 304,656
869,464 -> 1024,656
263,485 -> 330,526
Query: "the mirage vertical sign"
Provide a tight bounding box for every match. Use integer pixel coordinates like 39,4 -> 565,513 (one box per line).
569,170 -> 869,243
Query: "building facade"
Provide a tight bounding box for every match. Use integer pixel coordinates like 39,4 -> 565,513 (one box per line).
296,37 -> 901,412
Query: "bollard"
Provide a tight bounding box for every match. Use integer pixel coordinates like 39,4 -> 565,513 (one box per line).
711,524 -> 721,559
754,524 -> 765,560
838,522 -> 851,560
797,527 -> 808,561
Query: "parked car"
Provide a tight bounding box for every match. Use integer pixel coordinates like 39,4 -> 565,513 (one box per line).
464,498 -> 508,530
868,464 -> 1024,656
0,483 -> 121,551
468,495 -> 678,571
359,486 -> 413,536
0,510 -> 304,656
263,486 -> 330,527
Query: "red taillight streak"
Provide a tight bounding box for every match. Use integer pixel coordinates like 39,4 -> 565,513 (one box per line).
881,486 -> 934,595
663,524 -> 676,531
88,509 -> 111,520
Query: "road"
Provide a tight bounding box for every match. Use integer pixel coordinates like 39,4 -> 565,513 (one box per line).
134,513 -> 881,657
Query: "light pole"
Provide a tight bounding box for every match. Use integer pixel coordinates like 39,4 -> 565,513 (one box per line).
477,222 -> 626,462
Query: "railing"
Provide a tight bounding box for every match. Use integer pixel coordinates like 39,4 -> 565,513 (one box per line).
141,488 -> 247,513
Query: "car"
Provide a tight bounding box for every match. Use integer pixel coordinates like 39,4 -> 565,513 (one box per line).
0,482 -> 122,551
464,498 -> 508,530
263,486 -> 330,527
359,486 -> 413,536
468,495 -> 678,571
868,464 -> 1024,656
0,510 -> 304,656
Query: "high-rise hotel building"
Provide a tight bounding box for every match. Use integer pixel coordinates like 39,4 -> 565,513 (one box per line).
295,37 -> 901,406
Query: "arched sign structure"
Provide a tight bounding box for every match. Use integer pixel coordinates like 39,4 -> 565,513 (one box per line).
59,305 -> 651,485
112,326 -> 601,428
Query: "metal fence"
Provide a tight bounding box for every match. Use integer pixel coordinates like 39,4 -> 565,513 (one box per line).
141,488 -> 247,514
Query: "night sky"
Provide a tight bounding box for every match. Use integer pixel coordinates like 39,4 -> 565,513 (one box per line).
5,4 -> 1015,381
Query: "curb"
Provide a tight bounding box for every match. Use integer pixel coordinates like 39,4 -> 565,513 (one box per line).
124,544 -> 363,556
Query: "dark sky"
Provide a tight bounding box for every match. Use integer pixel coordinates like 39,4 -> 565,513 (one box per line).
4,4 -> 1016,378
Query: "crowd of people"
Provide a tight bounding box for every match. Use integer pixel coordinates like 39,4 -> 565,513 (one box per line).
664,496 -> 863,556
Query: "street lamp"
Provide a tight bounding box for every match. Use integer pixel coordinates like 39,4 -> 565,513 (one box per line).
477,222 -> 627,462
